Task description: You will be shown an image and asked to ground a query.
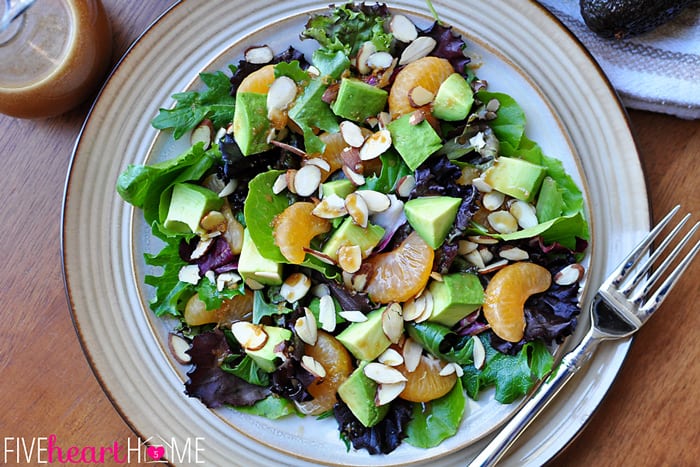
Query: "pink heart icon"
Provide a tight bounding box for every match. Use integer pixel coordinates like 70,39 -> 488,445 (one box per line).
147,445 -> 165,461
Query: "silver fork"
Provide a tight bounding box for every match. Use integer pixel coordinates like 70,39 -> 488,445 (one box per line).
469,205 -> 700,467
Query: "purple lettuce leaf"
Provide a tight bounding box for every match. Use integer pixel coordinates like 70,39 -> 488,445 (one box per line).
334,399 -> 413,455
422,22 -> 471,74
185,329 -> 270,408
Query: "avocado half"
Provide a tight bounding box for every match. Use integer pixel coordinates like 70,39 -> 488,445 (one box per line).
580,0 -> 697,39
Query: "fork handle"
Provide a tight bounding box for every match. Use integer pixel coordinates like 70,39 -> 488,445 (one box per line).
468,330 -> 601,467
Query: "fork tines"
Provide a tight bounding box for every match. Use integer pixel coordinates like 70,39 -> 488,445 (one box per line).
609,205 -> 700,315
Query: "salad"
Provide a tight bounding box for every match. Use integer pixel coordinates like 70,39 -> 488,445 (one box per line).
117,2 -> 589,456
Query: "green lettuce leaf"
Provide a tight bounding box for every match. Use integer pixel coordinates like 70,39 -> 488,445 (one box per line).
288,78 -> 339,154
143,239 -> 192,317
405,379 -> 465,448
301,3 -> 392,57
151,70 -> 236,139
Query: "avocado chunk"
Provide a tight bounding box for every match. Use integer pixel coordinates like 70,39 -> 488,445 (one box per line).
321,217 -> 385,261
163,182 -> 223,234
245,325 -> 292,373
321,179 -> 355,199
331,78 -> 388,123
432,73 -> 473,121
404,196 -> 462,249
536,176 -> 564,223
238,229 -> 283,285
336,308 -> 391,361
429,272 -> 484,327
337,361 -> 389,427
387,113 -> 443,171
483,157 -> 546,202
232,92 -> 271,156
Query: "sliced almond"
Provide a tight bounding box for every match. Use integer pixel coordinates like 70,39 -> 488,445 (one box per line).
272,173 -> 288,194
337,244 -> 363,273
402,338 -> 422,373
190,237 -> 214,260
408,86 -> 435,107
401,295 -> 426,322
482,191 -> 505,211
345,192 -> 369,227
340,120 -> 366,148
231,321 -> 268,351
318,295 -> 337,332
395,174 -> 416,197
359,129 -> 392,161
472,336 -> 486,370
267,76 -> 297,114
554,263 -> 584,285
378,348 -> 404,367
338,310 -> 368,322
294,308 -> 318,345
190,119 -> 214,149
244,45 -> 274,64
342,165 -> 366,186
467,235 -> 500,245
439,362 -> 457,376
408,108 -> 426,126
312,194 -> 348,219
305,157 -> 332,172
355,190 -> 391,213
398,36 -> 437,65
311,283 -> 331,297
375,381 -> 406,406
355,41 -> 377,75
465,249 -> 486,269
382,303 -> 404,344
377,111 -> 391,129
487,210 -> 518,234
294,164 -> 322,197
216,272 -> 241,292
218,179 -> 238,198
415,289 -> 434,323
301,355 -> 327,379
389,14 -> 418,43
479,247 -> 494,264
499,246 -> 529,261
363,362 -> 408,384
178,264 -> 200,285
351,272 -> 368,292
280,272 -> 311,303
509,200 -> 539,229
478,258 -> 509,274
168,333 -> 191,364
366,51 -> 394,70
285,169 -> 298,194
341,146 -> 362,172
472,176 -> 492,193
458,240 -> 478,255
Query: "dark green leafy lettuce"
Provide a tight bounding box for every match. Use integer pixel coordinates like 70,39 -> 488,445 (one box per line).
462,335 -> 553,404
301,2 -> 392,57
151,69 -> 237,139
405,379 -> 465,448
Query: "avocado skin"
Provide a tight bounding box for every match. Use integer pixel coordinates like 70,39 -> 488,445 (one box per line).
580,0 -> 697,38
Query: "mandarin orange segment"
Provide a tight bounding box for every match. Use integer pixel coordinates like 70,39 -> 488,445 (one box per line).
364,231 -> 434,304
272,201 -> 331,264
482,262 -> 552,342
388,56 -> 455,118
237,64 -> 276,94
183,289 -> 254,326
296,330 -> 354,415
399,354 -> 457,403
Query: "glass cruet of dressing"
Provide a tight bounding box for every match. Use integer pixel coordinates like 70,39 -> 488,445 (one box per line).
0,0 -> 112,118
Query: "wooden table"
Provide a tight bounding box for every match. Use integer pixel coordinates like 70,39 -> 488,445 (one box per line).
1,1 -> 697,465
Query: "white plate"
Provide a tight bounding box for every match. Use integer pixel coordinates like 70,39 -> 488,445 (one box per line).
62,1 -> 648,465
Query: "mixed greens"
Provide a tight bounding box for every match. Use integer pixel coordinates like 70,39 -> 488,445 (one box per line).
117,2 -> 589,455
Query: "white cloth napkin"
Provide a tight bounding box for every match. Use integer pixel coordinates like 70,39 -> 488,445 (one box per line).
538,0 -> 700,119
